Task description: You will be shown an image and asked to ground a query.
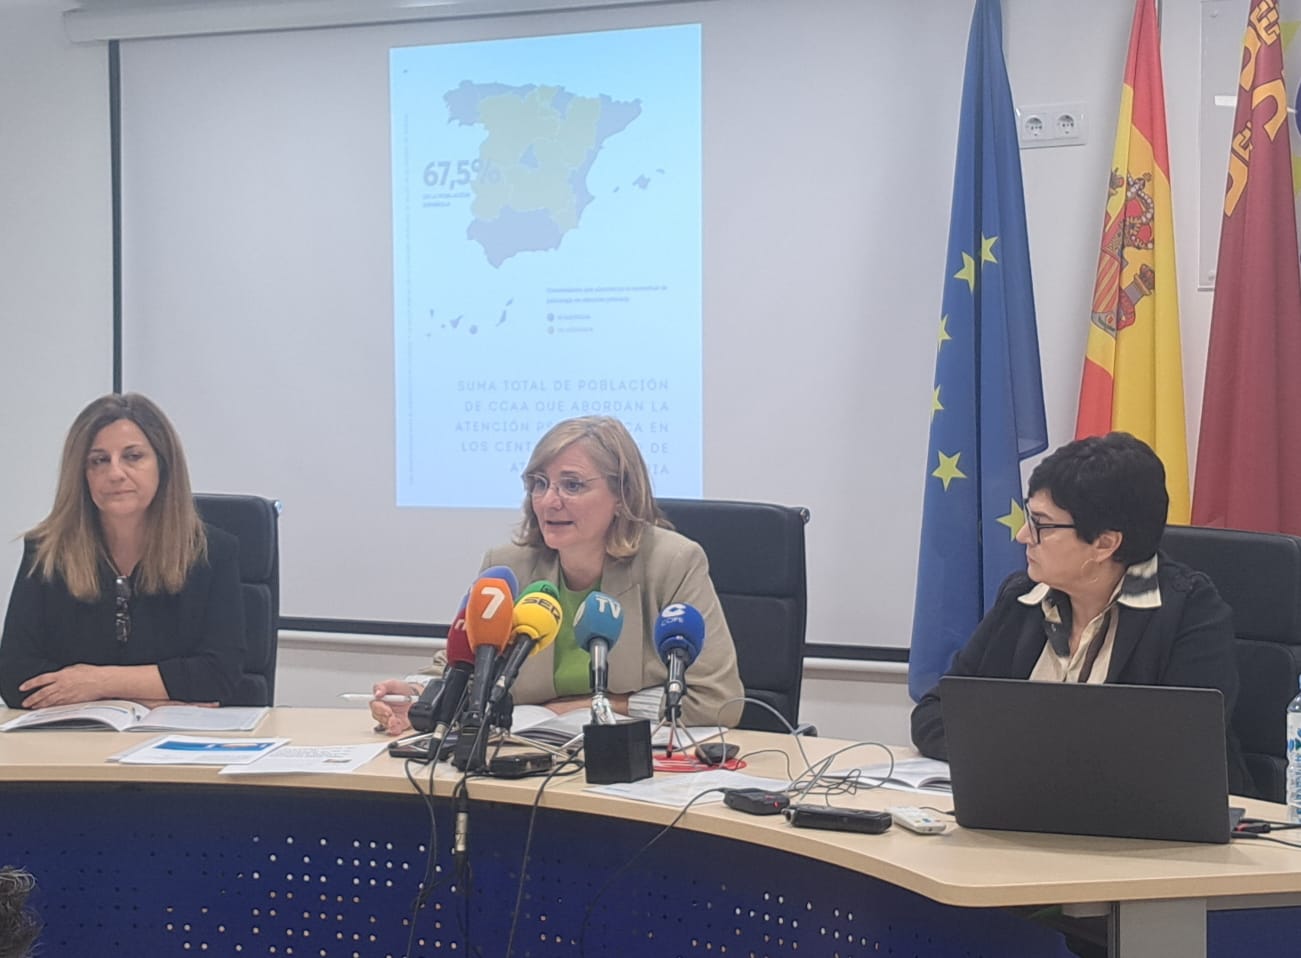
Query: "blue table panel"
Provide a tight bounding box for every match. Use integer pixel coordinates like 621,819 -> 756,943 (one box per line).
0,782 -> 1289,957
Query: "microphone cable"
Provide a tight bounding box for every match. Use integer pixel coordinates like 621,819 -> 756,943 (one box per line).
576,786 -> 730,958
449,773 -> 488,958
400,753 -> 443,958
502,752 -> 587,958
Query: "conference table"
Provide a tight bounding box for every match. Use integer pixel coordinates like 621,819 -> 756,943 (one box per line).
0,707 -> 1298,958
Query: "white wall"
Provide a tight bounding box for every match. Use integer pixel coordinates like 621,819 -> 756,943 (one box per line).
0,0 -> 113,582
0,0 -> 1236,744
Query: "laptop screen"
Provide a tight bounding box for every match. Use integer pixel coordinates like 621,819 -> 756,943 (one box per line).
940,677 -> 1232,843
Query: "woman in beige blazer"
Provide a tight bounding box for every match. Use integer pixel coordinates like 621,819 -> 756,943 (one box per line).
371,416 -> 743,734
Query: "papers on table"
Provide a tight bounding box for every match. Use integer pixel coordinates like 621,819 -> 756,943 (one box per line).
505,704 -> 723,752
590,770 -> 792,807
655,725 -> 724,750
113,735 -> 289,765
108,736 -> 388,773
218,743 -> 390,776
826,757 -> 952,795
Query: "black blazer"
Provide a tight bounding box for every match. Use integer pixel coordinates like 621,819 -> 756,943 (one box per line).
910,557 -> 1253,796
0,525 -> 246,707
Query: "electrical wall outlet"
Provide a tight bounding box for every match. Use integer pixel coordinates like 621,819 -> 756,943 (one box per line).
1016,102 -> 1088,149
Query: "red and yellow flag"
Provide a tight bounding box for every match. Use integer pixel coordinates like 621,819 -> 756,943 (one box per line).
1192,0 -> 1301,534
1076,0 -> 1190,522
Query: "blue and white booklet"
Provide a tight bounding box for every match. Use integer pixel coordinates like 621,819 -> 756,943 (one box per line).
111,734 -> 289,765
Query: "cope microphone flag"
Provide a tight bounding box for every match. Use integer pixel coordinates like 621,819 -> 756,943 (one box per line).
653,602 -> 705,721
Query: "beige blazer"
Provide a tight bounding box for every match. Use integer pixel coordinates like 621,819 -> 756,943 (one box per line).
477,525 -> 745,727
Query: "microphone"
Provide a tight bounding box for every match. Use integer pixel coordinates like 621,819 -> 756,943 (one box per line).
574,592 -> 624,725
409,596 -> 471,735
653,603 -> 705,721
480,564 -> 520,599
489,590 -> 563,709
518,579 -> 560,600
453,575 -> 515,770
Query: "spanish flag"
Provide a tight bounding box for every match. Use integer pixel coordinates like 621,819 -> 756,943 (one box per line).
1075,0 -> 1190,523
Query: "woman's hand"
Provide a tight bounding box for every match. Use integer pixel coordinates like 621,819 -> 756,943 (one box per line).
370,679 -> 423,736
18,664 -> 111,709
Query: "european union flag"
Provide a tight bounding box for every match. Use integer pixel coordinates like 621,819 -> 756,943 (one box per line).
908,0 -> 1047,702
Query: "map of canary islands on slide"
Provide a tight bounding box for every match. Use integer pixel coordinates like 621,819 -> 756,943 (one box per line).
444,80 -> 642,267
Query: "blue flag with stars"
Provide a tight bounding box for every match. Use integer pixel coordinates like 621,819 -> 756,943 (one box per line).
908,0 -> 1047,702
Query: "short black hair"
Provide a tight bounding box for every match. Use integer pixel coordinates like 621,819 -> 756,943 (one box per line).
0,867 -> 39,958
1026,432 -> 1168,565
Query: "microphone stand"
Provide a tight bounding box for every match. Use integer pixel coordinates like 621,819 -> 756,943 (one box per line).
483,694 -> 578,760
589,691 -> 618,726
651,712 -> 707,758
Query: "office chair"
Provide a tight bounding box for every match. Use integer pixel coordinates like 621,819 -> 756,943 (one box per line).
1160,525 -> 1301,802
195,494 -> 281,706
656,498 -> 810,733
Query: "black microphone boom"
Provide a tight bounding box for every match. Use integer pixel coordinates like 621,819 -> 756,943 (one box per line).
452,644 -> 499,771
407,676 -> 446,733
422,662 -> 472,762
664,649 -> 689,719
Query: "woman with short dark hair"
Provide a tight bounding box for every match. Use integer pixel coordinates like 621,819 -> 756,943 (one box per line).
911,432 -> 1251,795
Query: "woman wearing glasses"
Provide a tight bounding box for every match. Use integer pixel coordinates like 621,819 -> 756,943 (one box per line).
0,394 -> 245,709
371,415 -> 743,734
910,432 -> 1250,795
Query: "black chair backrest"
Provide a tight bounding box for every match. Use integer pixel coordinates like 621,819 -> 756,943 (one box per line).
194,494 -> 281,706
656,498 -> 809,732
1160,525 -> 1301,802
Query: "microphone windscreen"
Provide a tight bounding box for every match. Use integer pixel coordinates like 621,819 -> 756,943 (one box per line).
520,579 -> 560,600
479,565 -> 519,598
446,622 -> 473,665
466,577 -> 515,651
446,596 -> 473,664
653,603 -> 705,666
511,592 -> 563,650
574,592 -> 624,653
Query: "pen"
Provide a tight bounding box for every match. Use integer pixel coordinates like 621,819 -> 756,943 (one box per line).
338,693 -> 420,704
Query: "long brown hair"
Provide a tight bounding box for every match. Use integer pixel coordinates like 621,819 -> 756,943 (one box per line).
26,393 -> 206,601
514,416 -> 670,559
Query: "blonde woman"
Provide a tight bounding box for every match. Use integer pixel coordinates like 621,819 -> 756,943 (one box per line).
0,394 -> 245,709
372,416 -> 743,734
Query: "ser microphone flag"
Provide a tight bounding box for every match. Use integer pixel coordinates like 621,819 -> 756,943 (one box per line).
490,590 -> 563,707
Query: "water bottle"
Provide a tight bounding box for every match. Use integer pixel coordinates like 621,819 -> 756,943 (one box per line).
1288,677 -> 1301,823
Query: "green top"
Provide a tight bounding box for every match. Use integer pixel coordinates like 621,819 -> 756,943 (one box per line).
552,577 -> 597,696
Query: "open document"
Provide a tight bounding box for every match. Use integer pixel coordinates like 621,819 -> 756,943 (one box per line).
1,701 -> 268,733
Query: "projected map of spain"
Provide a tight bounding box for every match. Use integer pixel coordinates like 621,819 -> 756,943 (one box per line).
391,25 -> 702,508
445,81 -> 642,267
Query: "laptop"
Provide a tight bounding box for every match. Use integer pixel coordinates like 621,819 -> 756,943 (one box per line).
940,676 -> 1234,843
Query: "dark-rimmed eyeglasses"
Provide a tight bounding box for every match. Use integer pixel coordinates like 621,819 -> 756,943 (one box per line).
525,473 -> 606,500
114,575 -> 132,644
1025,512 -> 1076,545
